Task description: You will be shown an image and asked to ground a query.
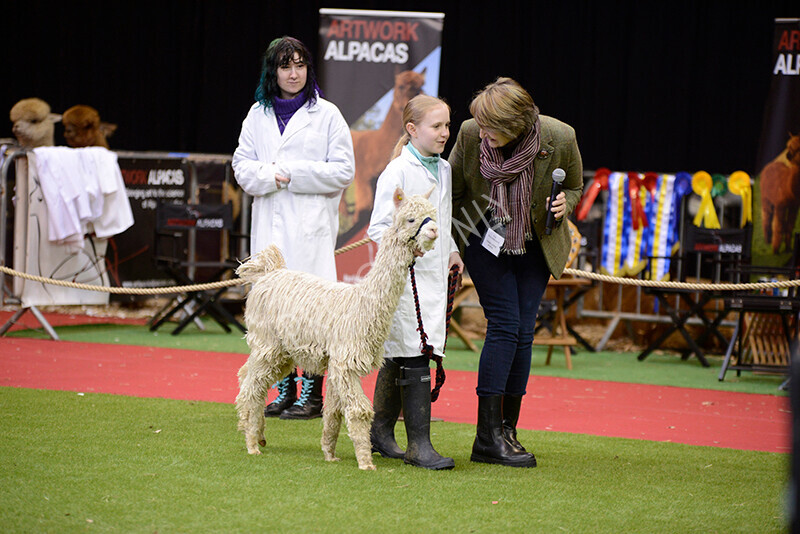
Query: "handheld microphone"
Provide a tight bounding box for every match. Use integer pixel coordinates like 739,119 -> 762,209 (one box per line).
545,168 -> 566,235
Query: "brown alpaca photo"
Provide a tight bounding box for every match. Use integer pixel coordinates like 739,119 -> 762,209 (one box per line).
342,69 -> 426,236
760,132 -> 800,254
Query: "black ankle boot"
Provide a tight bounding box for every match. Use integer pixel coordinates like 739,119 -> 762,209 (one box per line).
471,395 -> 536,467
264,370 -> 297,418
400,366 -> 454,470
280,372 -> 323,419
502,395 -> 530,454
370,359 -> 405,459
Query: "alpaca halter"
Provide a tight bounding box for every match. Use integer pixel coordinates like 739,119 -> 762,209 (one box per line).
409,216 -> 434,242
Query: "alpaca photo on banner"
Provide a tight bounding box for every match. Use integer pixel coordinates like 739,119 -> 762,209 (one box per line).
752,18 -> 800,268
317,8 -> 444,284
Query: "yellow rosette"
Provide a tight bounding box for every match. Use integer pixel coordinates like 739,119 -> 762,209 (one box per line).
692,171 -> 720,228
727,171 -> 752,227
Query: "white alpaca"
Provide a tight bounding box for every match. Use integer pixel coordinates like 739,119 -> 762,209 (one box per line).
235,187 -> 438,470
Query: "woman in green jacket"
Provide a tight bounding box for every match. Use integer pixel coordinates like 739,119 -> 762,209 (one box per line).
449,77 -> 583,467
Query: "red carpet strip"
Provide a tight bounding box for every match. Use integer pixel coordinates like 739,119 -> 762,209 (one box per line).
0,337 -> 789,454
0,309 -> 147,332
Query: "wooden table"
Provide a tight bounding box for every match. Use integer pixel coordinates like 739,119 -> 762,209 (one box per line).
535,277 -> 593,370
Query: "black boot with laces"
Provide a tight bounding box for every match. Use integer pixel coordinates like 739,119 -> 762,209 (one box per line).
280,372 -> 323,420
264,370 -> 297,418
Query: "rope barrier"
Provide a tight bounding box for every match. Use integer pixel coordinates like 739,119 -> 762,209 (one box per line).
561,268 -> 800,292
1,236 -> 799,296
332,237 -> 372,256
0,265 -> 243,295
0,237 -> 374,295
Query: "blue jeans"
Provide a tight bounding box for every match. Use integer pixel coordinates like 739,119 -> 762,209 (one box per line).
464,231 -> 551,397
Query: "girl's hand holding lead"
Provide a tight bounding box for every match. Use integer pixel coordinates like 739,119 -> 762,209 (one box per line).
448,252 -> 464,292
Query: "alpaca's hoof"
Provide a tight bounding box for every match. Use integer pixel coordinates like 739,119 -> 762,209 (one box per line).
359,463 -> 377,471
325,455 -> 341,462
247,448 -> 262,455
259,439 -> 266,447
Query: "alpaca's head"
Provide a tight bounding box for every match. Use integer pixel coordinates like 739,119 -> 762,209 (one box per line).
391,187 -> 438,255
9,98 -> 61,148
62,105 -> 115,148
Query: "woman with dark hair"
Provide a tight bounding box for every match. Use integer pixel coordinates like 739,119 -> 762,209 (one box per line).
449,77 -> 583,467
233,36 -> 355,420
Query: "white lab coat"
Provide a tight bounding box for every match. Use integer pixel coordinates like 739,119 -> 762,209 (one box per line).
232,97 -> 354,280
368,145 -> 459,358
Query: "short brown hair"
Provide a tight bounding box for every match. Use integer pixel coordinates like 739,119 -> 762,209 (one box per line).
469,77 -> 538,141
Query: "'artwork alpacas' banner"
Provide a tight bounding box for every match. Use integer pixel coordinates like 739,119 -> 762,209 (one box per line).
318,8 -> 444,283
752,18 -> 800,269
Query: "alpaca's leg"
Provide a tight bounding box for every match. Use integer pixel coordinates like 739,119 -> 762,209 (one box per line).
785,207 -> 798,252
235,347 -> 292,455
762,201 -> 774,243
320,380 -> 343,463
772,207 -> 784,253
332,369 -> 376,470
354,169 -> 375,224
236,358 -> 269,454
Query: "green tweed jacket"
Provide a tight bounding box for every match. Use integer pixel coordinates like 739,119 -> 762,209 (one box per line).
449,116 -> 583,279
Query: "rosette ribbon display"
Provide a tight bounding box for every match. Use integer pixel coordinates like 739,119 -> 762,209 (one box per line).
727,171 -> 752,227
576,167 -> 610,221
691,171 -> 721,228
627,172 -> 649,230
711,173 -> 728,198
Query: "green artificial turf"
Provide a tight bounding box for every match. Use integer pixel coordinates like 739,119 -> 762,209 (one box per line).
0,387 -> 787,533
8,319 -> 788,396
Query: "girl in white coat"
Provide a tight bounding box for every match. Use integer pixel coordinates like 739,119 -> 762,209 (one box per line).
367,95 -> 463,470
233,36 -> 355,420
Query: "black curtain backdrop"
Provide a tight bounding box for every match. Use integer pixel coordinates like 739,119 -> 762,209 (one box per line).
4,1 -> 798,175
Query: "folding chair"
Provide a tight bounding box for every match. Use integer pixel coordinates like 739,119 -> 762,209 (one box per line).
639,225 -> 750,366
719,234 -> 800,383
149,201 -> 246,335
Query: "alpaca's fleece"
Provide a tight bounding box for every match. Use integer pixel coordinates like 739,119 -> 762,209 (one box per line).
9,98 -> 61,148
235,188 -> 438,470
62,105 -> 117,148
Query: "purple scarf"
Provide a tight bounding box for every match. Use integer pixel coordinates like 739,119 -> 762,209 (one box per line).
273,93 -> 306,134
479,119 -> 541,254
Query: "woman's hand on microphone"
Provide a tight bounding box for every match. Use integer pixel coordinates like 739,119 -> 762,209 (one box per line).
546,191 -> 568,220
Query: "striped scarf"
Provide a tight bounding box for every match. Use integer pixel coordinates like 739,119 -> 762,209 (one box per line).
479,119 -> 541,254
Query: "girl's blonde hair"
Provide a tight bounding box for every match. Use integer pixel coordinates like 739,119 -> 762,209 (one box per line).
391,95 -> 451,160
469,77 -> 538,141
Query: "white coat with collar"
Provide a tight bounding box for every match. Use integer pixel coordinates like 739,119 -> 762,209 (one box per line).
232,97 -> 354,281
368,144 -> 458,358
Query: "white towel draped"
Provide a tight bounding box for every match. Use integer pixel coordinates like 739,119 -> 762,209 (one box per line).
31,146 -> 134,245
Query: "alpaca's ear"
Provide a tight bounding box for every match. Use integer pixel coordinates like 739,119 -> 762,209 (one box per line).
50,113 -> 62,124
100,122 -> 118,137
423,186 -> 435,200
393,187 -> 405,209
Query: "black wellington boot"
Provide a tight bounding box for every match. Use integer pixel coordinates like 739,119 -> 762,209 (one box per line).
370,359 -> 405,459
502,395 -> 534,458
400,366 -> 454,470
280,372 -> 323,419
264,370 -> 297,418
471,395 -> 537,467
